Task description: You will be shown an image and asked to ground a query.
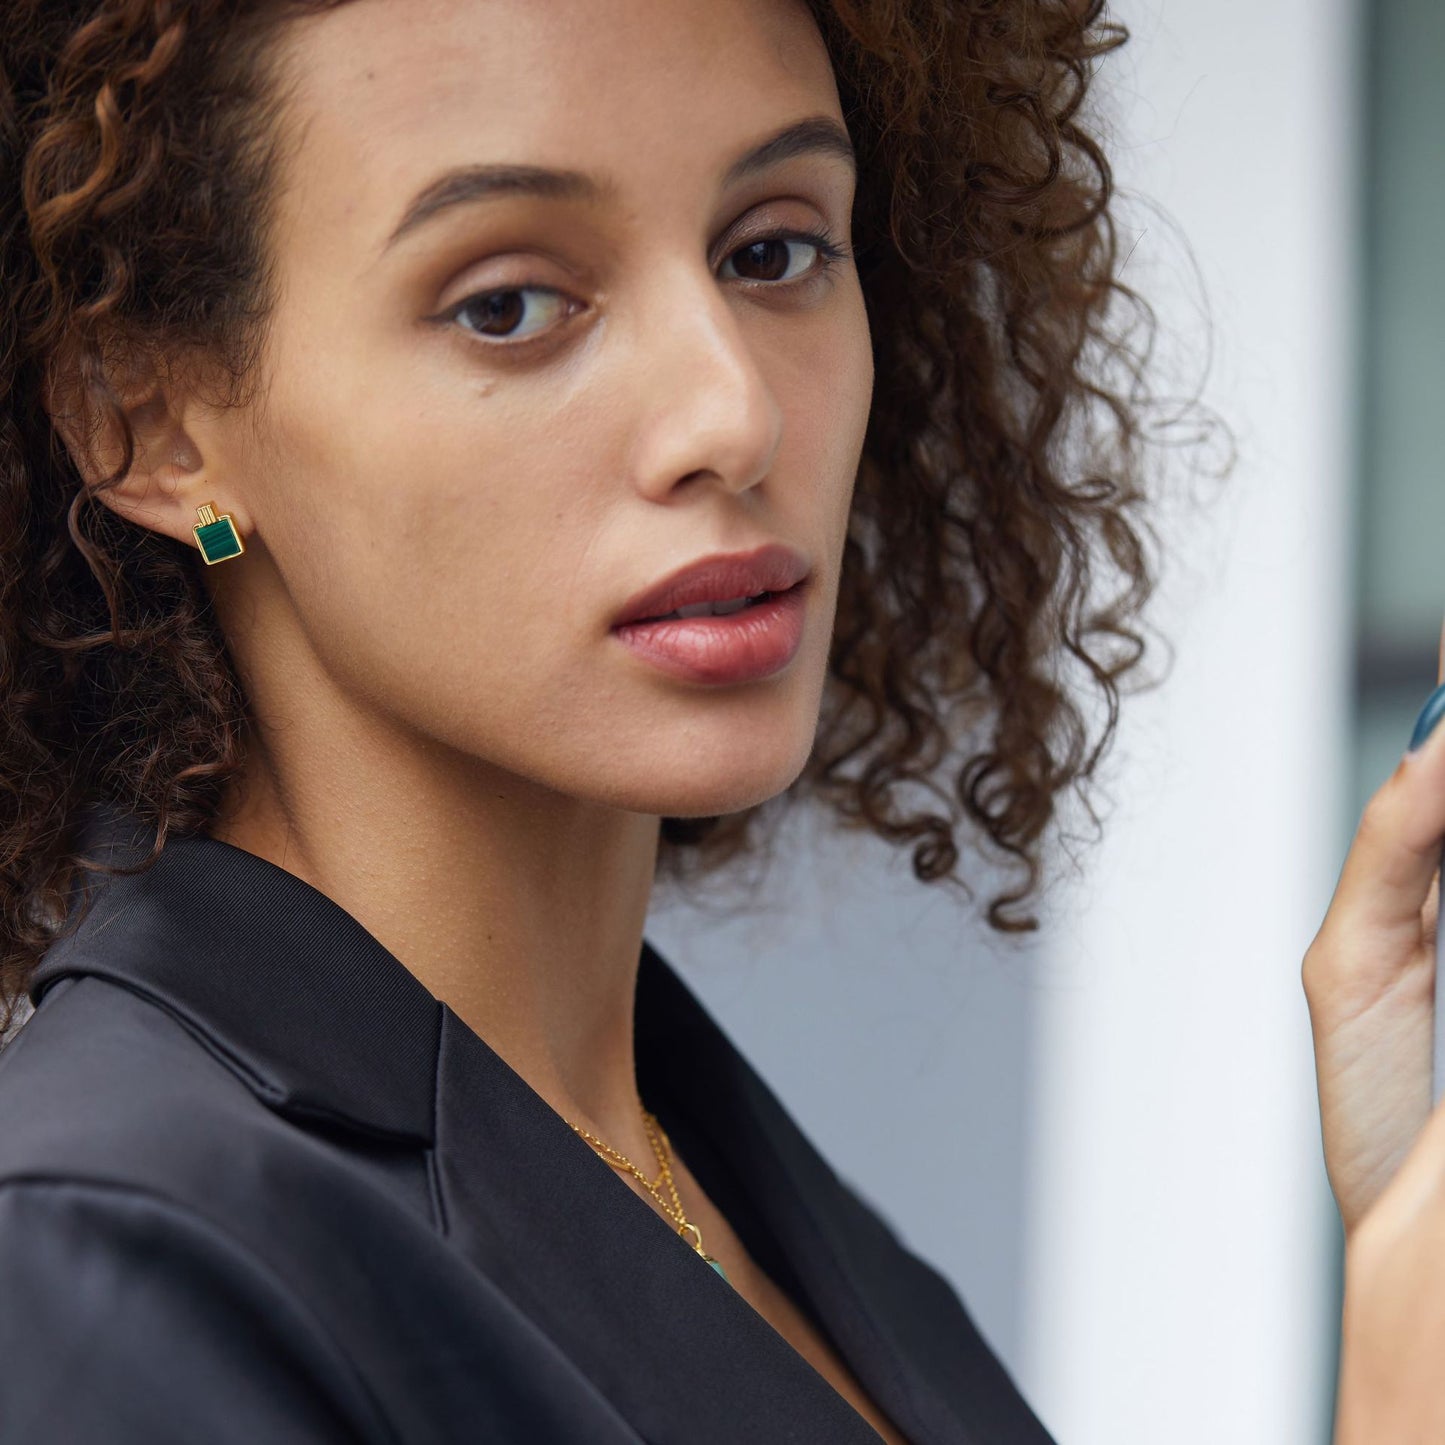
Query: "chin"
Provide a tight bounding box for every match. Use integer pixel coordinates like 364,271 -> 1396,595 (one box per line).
613,740 -> 814,820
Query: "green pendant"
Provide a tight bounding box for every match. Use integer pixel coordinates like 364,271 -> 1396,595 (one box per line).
704,1254 -> 731,1284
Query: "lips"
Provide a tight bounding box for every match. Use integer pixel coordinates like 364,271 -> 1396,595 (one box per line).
611,543 -> 811,628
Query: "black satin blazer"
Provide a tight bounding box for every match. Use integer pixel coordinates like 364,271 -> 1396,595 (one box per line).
0,803 -> 1056,1444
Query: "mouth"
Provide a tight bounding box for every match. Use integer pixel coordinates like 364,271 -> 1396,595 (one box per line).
635,588 -> 787,623
610,543 -> 811,630
610,578 -> 811,684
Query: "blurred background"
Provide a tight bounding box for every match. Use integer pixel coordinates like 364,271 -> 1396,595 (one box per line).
644,0 -> 1429,1439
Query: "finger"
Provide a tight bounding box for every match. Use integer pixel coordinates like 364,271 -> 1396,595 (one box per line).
1315,690 -> 1445,965
1415,611 -> 1445,948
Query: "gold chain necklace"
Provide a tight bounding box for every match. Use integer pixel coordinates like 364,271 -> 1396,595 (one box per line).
567,1104 -> 732,1285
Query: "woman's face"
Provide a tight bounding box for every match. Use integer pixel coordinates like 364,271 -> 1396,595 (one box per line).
203,0 -> 872,820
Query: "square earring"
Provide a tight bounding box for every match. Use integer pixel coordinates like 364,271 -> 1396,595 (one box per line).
193,501 -> 245,564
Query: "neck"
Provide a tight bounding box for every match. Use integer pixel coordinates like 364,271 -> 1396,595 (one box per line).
208,711 -> 663,1159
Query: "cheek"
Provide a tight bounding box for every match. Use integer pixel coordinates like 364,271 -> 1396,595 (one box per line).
833,286 -> 876,461
783,288 -> 873,526
249,365 -> 607,734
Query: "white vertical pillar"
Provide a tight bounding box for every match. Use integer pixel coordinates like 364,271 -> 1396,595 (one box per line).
1019,1 -> 1358,1440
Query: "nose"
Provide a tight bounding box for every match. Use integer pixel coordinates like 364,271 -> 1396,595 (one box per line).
622,257 -> 784,504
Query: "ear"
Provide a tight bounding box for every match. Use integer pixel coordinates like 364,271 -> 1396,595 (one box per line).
42,345 -> 255,551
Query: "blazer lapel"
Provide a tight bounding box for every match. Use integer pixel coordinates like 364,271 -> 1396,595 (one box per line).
430,1002 -> 885,1445
634,946 -> 1055,1445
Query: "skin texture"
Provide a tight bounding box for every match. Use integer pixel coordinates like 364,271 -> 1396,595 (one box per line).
70,0 -> 898,1436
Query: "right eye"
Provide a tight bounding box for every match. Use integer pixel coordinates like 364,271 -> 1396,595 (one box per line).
447,286 -> 577,345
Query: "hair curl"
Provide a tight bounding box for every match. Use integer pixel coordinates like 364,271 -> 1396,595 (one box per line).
0,0 -> 1199,1039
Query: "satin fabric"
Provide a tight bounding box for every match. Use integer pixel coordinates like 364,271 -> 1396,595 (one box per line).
0,802 -> 1057,1444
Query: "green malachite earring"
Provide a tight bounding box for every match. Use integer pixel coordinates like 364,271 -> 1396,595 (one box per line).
193,501 -> 245,564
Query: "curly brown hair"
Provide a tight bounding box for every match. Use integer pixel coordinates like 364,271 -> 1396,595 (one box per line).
0,0 -> 1194,1039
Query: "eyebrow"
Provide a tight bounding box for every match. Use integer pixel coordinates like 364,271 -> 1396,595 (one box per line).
380,114 -> 857,254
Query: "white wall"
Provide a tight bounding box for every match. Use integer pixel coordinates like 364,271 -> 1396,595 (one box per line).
648,0 -> 1359,1440
1018,0 -> 1357,1440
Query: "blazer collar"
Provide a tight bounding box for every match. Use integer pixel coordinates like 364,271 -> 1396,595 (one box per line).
30,800 -> 442,1145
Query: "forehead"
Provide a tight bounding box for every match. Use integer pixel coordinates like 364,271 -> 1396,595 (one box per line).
266,0 -> 842,247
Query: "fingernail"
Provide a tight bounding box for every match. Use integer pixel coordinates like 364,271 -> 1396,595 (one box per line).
1409,681 -> 1445,752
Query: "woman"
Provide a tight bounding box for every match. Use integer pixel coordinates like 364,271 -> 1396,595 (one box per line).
0,3 -> 1149,1439
0,0 -> 1417,1441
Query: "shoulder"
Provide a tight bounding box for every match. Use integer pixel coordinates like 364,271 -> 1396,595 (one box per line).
0,1174 -> 398,1444
0,972 -> 345,1205
0,973 -> 635,1444
0,969 -> 437,1280
0,975 -> 415,1443
1,973 -> 265,1175
3,968 -> 423,1180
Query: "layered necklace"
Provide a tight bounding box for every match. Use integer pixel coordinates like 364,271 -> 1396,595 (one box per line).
567,1102 -> 731,1284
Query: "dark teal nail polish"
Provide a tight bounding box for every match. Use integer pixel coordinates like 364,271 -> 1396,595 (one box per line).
1409,681 -> 1445,752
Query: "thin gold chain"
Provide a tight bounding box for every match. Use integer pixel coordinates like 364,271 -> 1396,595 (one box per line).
572,1118 -> 670,1197
568,1108 -> 690,1234
641,1113 -> 689,1227
566,1102 -> 729,1279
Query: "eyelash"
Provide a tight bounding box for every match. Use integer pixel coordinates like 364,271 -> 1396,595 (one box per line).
439,226 -> 850,351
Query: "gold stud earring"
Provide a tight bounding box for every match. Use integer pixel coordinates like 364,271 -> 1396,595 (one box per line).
193,501 -> 245,565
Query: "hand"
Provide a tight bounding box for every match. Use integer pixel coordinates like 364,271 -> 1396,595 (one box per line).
1302,619 -> 1445,1440
1303,624 -> 1445,1240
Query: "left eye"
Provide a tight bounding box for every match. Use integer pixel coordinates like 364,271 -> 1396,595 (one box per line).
719,235 -> 825,284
